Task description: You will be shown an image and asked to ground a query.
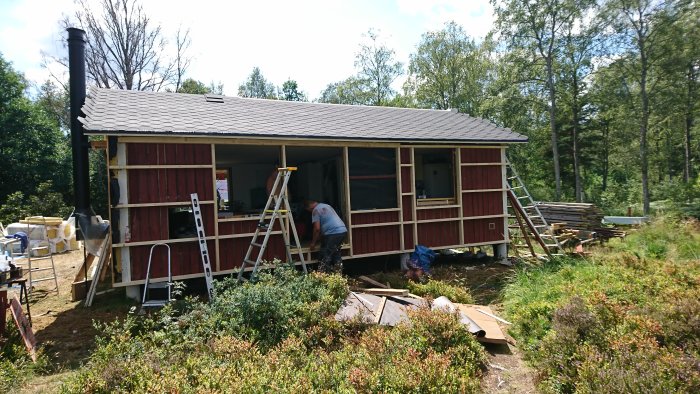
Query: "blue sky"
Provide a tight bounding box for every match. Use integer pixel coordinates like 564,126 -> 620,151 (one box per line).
0,0 -> 494,99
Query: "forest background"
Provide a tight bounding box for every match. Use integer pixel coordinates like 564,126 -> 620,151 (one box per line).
1,0 -> 698,224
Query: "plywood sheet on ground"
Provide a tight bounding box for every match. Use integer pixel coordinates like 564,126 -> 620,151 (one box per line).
336,293 -> 508,344
335,292 -> 426,326
456,304 -> 508,344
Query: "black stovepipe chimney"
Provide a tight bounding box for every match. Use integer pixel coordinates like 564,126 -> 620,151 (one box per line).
67,27 -> 90,214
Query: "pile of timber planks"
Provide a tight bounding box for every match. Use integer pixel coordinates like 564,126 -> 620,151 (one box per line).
536,202 -> 604,231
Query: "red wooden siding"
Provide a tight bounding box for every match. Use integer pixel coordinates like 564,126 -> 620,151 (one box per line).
129,204 -> 214,242
351,210 -> 399,225
400,167 -> 412,193
461,165 -> 503,190
128,168 -> 213,204
218,236 -> 287,271
129,240 -> 216,280
352,226 -> 401,255
402,195 -> 413,221
463,218 -> 505,244
416,207 -> 459,221
218,219 -> 284,236
460,148 -> 501,163
417,221 -> 460,248
127,143 -> 212,165
400,148 -> 411,164
403,224 -> 414,249
462,191 -> 504,217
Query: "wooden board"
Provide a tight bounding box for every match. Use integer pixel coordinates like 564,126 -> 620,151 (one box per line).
357,275 -> 389,289
363,288 -> 408,296
456,304 -> 508,344
9,296 -> 37,361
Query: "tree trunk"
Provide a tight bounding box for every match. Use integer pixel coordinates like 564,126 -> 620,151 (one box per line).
602,124 -> 609,191
572,71 -> 582,202
546,58 -> 561,200
684,62 -> 696,183
640,54 -> 650,216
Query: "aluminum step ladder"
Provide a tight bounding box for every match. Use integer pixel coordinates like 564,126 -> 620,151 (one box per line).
191,193 -> 215,301
505,159 -> 563,256
238,167 -> 307,282
141,243 -> 172,309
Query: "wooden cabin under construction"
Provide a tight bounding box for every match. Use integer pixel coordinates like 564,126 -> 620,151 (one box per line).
79,88 -> 527,294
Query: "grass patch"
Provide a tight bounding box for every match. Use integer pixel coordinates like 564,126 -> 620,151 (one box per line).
61,266 -> 487,392
1,322 -> 50,391
503,217 -> 700,393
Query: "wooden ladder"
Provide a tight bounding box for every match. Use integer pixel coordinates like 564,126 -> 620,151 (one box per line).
505,159 -> 563,257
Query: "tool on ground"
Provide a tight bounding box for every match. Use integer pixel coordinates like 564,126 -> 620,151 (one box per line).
505,159 -> 563,257
238,167 -> 307,282
141,243 -> 172,309
191,193 -> 215,301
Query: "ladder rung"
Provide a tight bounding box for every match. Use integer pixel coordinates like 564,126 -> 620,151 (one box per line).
30,277 -> 57,283
510,186 -> 523,190
517,196 -> 529,200
264,210 -> 288,213
507,176 -> 518,180
29,267 -> 54,272
148,282 -> 171,289
243,259 -> 257,265
30,256 -> 53,261
142,300 -> 168,307
251,242 -> 263,248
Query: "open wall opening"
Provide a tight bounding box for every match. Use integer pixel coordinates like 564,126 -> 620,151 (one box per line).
414,148 -> 456,206
215,144 -> 282,218
286,146 -> 344,243
348,147 -> 397,210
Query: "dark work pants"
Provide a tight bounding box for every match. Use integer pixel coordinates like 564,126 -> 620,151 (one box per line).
319,232 -> 346,271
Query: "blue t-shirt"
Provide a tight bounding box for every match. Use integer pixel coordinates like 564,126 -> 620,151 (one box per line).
312,203 -> 347,235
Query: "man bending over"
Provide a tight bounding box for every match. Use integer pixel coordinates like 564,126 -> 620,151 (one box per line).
305,199 -> 347,273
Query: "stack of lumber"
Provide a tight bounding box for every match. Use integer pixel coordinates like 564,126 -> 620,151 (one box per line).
536,202 -> 604,231
593,227 -> 626,239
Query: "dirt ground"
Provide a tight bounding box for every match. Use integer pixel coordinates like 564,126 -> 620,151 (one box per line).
9,250 -> 537,393
5,249 -> 134,392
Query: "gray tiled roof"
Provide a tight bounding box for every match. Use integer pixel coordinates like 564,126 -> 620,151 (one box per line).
79,88 -> 527,143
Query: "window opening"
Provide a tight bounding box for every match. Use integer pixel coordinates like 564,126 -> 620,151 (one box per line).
348,148 -> 397,210
414,148 -> 455,205
168,206 -> 196,239
214,145 -> 282,218
215,169 -> 230,211
286,146 -> 344,243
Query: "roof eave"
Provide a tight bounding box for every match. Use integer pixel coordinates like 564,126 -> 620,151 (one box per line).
81,128 -> 528,144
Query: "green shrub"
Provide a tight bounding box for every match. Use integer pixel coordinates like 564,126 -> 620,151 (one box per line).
0,323 -> 50,391
62,269 -> 487,392
408,279 -> 474,304
503,218 -> 700,392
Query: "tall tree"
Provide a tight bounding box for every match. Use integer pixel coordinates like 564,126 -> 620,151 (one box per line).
355,29 -> 403,106
280,79 -> 307,101
173,27 -> 192,92
558,5 -> 597,201
408,22 -> 488,114
66,0 -> 182,91
0,55 -> 70,210
602,0 -> 677,214
317,77 -> 372,105
493,0 -> 583,199
237,67 -> 277,99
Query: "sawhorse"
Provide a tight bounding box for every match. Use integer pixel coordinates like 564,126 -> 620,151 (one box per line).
0,278 -> 31,337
